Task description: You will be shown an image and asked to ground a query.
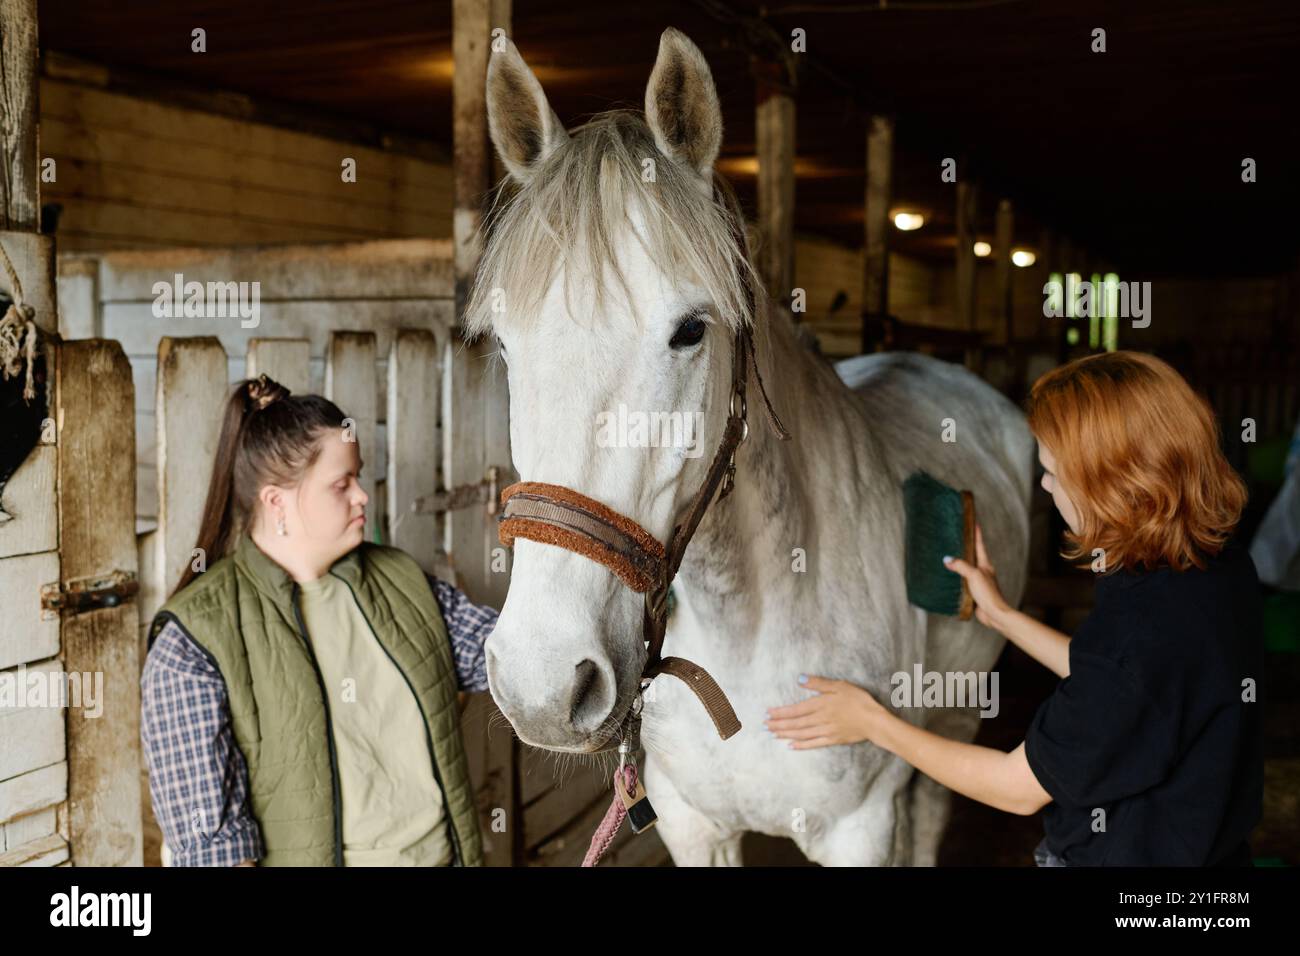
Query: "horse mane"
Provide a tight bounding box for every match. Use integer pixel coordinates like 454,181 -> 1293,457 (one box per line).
464,108 -> 759,339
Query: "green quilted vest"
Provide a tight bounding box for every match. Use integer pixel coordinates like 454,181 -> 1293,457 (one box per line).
149,533 -> 485,867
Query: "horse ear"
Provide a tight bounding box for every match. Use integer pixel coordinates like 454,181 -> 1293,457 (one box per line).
644,28 -> 723,182
486,38 -> 569,185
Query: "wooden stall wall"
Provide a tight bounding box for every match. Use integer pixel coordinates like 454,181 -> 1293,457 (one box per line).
1,0 -> 69,868
0,234 -> 66,866
58,239 -> 458,530
39,60 -> 453,253
797,233 -> 1056,357
795,234 -> 942,356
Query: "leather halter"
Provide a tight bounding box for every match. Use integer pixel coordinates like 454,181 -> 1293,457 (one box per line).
496,186 -> 791,741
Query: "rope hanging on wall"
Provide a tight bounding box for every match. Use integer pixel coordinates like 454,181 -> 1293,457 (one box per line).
0,239 -> 39,402
0,238 -> 49,526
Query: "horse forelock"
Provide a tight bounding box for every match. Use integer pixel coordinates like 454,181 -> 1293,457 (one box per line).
465,108 -> 756,341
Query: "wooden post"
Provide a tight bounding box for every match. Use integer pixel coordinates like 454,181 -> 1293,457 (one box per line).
453,0 -> 513,319
0,0 -> 39,233
755,58 -> 796,314
1036,227 -> 1057,343
994,198 -> 1013,345
57,340 -> 142,865
955,180 -> 978,330
1056,235 -> 1076,361
862,115 -> 893,354
0,0 -> 69,868
454,0 -> 518,868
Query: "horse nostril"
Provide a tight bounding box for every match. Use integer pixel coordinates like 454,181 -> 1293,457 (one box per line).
569,658 -> 611,734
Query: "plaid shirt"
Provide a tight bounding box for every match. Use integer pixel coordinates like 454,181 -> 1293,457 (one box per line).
140,574 -> 496,867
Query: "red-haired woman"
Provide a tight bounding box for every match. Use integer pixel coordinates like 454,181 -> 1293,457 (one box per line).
768,351 -> 1263,866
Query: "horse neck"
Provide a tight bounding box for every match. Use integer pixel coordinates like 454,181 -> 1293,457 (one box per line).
673,302 -> 880,632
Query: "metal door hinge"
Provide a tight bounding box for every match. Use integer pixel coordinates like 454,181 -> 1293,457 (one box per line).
41,570 -> 139,617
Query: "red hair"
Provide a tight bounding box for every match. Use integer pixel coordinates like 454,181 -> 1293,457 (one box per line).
1026,350 -> 1246,573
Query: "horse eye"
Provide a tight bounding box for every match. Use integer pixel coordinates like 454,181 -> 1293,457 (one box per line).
669,315 -> 708,349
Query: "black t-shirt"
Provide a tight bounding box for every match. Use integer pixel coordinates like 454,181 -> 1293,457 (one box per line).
1024,540 -> 1264,866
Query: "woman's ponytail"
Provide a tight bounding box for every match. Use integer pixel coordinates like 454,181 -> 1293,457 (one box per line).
170,374 -> 341,596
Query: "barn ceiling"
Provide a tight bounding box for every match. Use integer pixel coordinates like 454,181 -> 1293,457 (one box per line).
38,0 -> 1300,276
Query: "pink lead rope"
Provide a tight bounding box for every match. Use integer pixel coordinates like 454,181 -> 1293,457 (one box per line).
581,764 -> 639,867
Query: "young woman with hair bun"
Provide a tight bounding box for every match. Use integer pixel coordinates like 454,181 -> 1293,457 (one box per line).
141,375 -> 494,867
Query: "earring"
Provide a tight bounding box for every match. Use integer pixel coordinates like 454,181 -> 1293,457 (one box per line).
276,515 -> 287,536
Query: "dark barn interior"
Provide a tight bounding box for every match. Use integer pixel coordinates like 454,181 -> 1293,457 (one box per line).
4,0 -> 1296,867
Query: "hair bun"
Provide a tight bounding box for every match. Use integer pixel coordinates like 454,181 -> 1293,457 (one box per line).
246,374 -> 289,411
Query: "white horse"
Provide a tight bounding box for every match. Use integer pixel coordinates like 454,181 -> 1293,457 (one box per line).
469,28 -> 1034,865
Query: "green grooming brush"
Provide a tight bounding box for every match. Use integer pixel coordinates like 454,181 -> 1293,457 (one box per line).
903,471 -> 976,620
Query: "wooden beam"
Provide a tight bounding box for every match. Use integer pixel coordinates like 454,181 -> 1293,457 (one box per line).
755,58 -> 796,314
453,0 -> 513,320
0,0 -> 39,231
862,115 -> 893,353
955,180 -> 978,332
994,198 -> 1014,344
1037,226 -> 1056,342
452,1 -> 519,868
42,50 -> 449,166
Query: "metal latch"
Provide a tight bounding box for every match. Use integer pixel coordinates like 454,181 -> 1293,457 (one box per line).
412,465 -> 506,517
41,570 -> 139,617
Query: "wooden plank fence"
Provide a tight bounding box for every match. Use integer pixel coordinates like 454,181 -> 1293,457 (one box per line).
8,230 -> 675,867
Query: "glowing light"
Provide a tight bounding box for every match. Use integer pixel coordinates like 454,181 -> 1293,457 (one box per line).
1011,249 -> 1037,267
973,241 -> 992,257
893,212 -> 925,231
1103,273 -> 1120,352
